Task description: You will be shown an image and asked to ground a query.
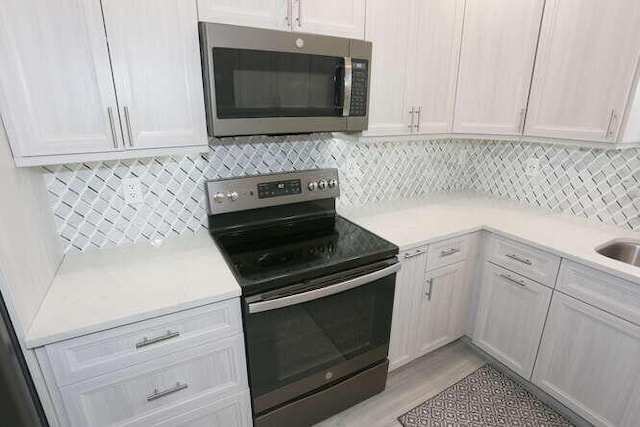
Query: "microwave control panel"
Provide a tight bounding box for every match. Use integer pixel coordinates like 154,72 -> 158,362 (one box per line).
350,59 -> 369,117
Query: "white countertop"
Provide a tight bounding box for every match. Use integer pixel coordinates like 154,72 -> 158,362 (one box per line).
340,193 -> 640,285
26,231 -> 239,348
27,193 -> 640,348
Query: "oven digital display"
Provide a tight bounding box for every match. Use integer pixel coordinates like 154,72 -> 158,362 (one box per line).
257,179 -> 302,198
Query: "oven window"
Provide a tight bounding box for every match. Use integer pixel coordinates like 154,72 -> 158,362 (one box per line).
212,48 -> 344,119
244,274 -> 395,398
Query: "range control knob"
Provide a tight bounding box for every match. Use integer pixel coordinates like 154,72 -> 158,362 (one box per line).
213,192 -> 225,203
328,179 -> 337,188
318,179 -> 328,190
227,191 -> 239,201
308,181 -> 317,191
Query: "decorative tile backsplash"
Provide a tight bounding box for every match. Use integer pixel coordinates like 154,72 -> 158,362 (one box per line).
43,135 -> 640,253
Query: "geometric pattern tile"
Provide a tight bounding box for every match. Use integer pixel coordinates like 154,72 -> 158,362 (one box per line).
42,135 -> 640,253
398,364 -> 573,427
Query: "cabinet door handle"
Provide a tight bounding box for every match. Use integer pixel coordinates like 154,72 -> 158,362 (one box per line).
414,106 -> 421,131
440,248 -> 460,257
107,107 -> 118,149
408,107 -> 415,131
124,106 -> 134,147
518,108 -> 526,134
285,0 -> 291,26
505,253 -> 532,265
606,108 -> 618,140
135,330 -> 180,349
403,248 -> 425,259
296,0 -> 302,27
425,278 -> 434,301
146,382 -> 188,402
500,273 -> 526,287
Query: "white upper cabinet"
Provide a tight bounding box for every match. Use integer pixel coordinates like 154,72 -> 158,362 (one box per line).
197,0 -> 365,38
102,0 -> 206,150
0,0 -> 122,158
453,0 -> 543,135
525,0 -> 640,142
196,0 -> 290,31
363,0 -> 415,136
411,0 -> 464,135
291,0 -> 365,39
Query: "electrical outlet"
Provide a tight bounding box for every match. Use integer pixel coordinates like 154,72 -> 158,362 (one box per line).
525,157 -> 540,177
123,178 -> 143,204
458,149 -> 467,166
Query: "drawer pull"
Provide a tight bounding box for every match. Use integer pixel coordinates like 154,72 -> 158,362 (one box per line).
146,382 -> 188,402
136,330 -> 180,349
404,249 -> 425,259
500,273 -> 526,287
505,253 -> 532,265
440,248 -> 461,257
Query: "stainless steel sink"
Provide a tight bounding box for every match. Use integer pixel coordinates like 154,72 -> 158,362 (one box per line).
596,241 -> 640,267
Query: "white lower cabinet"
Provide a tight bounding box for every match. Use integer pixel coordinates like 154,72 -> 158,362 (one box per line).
414,262 -> 469,357
533,292 -> 640,427
37,299 -> 251,427
473,262 -> 552,379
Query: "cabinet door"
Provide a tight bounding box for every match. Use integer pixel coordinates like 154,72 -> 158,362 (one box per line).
389,247 -> 427,371
533,293 -> 640,427
197,0 -> 290,31
525,0 -> 640,142
292,0 -> 365,39
362,0 -> 415,136
102,0 -> 207,150
473,263 -> 552,379
414,262 -> 469,357
0,0 -> 122,157
411,0 -> 464,134
453,0 -> 543,135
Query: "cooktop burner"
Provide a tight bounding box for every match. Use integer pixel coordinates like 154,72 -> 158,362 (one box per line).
206,169 -> 399,295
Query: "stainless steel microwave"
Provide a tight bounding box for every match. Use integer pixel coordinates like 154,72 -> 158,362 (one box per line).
198,23 -> 372,137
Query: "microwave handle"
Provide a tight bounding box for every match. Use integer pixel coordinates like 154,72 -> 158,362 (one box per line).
247,261 -> 400,314
342,57 -> 352,117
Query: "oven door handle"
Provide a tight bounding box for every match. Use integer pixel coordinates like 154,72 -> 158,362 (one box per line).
342,57 -> 352,117
248,262 -> 400,314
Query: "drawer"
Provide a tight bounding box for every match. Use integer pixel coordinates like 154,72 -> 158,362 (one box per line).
123,390 -> 252,427
486,234 -> 560,287
557,260 -> 640,326
47,299 -> 242,386
426,235 -> 470,271
60,335 -> 248,427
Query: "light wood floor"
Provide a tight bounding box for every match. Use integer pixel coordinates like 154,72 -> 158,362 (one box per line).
315,340 -> 486,427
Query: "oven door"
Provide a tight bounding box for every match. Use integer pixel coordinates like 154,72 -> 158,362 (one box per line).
244,259 -> 399,415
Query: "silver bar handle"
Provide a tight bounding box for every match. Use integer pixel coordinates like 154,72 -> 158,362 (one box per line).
414,106 -> 421,131
107,107 -> 118,149
425,278 -> 434,301
440,248 -> 460,257
606,109 -> 618,140
296,0 -> 302,27
136,330 -> 180,349
248,262 -> 401,314
146,382 -> 188,402
518,108 -> 526,134
285,0 -> 291,26
505,253 -> 532,265
124,106 -> 134,147
500,273 -> 526,287
408,107 -> 415,130
404,248 -> 426,259
342,57 -> 352,117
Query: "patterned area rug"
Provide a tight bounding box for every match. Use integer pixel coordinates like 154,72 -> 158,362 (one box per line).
398,364 -> 573,426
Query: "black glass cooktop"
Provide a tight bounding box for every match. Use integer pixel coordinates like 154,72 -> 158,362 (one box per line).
212,215 -> 398,295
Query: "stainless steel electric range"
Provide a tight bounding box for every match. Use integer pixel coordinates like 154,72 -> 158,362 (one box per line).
206,169 -> 399,427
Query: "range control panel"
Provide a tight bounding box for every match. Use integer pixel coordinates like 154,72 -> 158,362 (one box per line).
350,59 -> 369,117
206,169 -> 340,215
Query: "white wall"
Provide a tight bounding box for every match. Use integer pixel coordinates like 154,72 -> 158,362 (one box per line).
0,120 -> 62,338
